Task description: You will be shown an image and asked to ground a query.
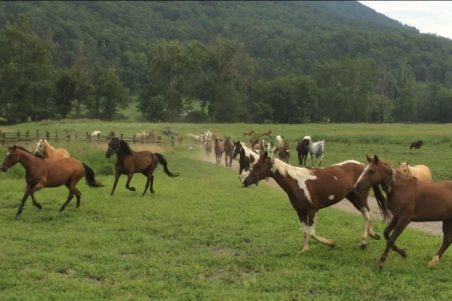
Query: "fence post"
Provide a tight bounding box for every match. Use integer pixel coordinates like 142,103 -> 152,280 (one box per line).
55,131 -> 58,141
133,135 -> 136,144
17,131 -> 20,139
86,132 -> 90,141
36,130 -> 39,138
120,133 -> 123,139
171,136 -> 175,146
25,130 -> 29,140
46,131 -> 50,140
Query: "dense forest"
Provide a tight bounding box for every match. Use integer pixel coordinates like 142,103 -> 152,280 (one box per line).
1,1 -> 452,123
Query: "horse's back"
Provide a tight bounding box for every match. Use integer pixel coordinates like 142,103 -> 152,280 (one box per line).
411,165 -> 432,182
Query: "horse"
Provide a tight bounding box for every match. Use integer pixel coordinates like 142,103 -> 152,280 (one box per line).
214,138 -> 225,164
176,133 -> 184,145
223,136 -> 234,167
278,142 -> 290,163
1,145 -> 103,218
232,141 -> 260,182
105,137 -> 179,196
275,135 -> 284,148
34,139 -> 71,160
397,162 -> 432,182
353,155 -> 452,269
243,129 -> 255,137
243,152 -> 387,251
205,139 -> 212,157
91,130 -> 101,139
296,136 -> 311,166
310,140 -> 325,167
410,140 -> 423,150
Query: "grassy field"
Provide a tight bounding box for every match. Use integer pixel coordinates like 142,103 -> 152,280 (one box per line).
1,121 -> 452,300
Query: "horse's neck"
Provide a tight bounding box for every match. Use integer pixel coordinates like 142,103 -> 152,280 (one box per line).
242,145 -> 259,160
18,151 -> 42,174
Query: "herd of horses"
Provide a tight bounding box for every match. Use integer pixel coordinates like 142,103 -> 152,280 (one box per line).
1,131 -> 450,270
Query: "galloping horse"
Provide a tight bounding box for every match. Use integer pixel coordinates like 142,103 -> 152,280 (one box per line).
232,141 -> 260,182
354,155 -> 452,269
214,138 -> 225,164
310,140 -> 325,167
1,145 -> 103,218
397,162 -> 432,182
296,136 -> 311,166
223,137 -> 234,167
34,139 -> 70,160
106,137 -> 179,196
410,140 -> 423,150
243,153 -> 387,251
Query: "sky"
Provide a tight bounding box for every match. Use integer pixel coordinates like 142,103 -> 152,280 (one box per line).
359,1 -> 452,40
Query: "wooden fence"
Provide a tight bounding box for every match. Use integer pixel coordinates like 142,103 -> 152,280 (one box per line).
0,130 -> 176,146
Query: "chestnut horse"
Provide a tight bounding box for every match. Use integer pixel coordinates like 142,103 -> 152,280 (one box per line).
223,136 -> 234,168
34,139 -> 70,159
1,145 -> 103,218
106,137 -> 179,196
353,155 -> 452,269
397,162 -> 432,182
243,152 -> 387,252
214,138 -> 225,164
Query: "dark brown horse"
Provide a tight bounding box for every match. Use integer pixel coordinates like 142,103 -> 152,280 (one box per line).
105,137 -> 179,196
410,140 -> 423,150
353,155 -> 452,269
214,138 -> 224,164
296,136 -> 311,166
1,145 -> 103,218
243,153 -> 387,251
223,136 -> 234,167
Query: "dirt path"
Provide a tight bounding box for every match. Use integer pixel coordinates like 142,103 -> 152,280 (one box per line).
199,151 -> 442,236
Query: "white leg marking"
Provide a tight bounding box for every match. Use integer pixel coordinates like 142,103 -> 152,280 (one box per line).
428,255 -> 440,268
328,195 -> 335,201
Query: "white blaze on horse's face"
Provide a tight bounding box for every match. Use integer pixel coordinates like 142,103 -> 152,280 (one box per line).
35,141 -> 45,156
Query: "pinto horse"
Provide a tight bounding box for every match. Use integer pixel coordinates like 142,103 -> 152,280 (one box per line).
397,162 -> 432,182
232,141 -> 260,182
105,137 -> 179,196
296,136 -> 311,166
243,153 -> 387,251
223,137 -> 234,167
354,155 -> 452,269
1,145 -> 103,218
34,139 -> 70,160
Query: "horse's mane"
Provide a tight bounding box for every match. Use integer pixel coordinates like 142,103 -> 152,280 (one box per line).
333,160 -> 364,166
13,145 -> 44,159
119,139 -> 134,155
271,157 -> 314,180
241,142 -> 259,160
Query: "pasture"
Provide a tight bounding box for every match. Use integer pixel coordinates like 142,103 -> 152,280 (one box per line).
1,121 -> 452,300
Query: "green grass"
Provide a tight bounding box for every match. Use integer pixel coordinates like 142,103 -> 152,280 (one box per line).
1,121 -> 452,300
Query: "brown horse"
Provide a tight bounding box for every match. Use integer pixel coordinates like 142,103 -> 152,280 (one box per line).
296,136 -> 311,166
397,162 -> 432,182
105,137 -> 179,196
214,138 -> 225,164
34,139 -> 70,160
243,152 -> 387,251
353,155 -> 452,269
223,136 -> 234,167
1,145 -> 103,218
278,142 -> 290,163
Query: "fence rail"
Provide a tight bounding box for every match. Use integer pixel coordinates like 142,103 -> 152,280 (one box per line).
0,130 -> 176,146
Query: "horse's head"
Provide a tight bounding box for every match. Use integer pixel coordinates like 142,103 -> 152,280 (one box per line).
106,137 -> 121,158
242,151 -> 274,187
34,139 -> 46,158
353,155 -> 392,193
232,141 -> 242,159
397,162 -> 411,176
1,145 -> 21,172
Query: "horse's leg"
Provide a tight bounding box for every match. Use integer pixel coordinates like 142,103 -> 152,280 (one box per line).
30,193 -> 42,210
306,210 -> 335,247
428,220 -> 452,268
111,171 -> 120,196
383,216 -> 407,257
74,187 -> 81,208
378,216 -> 410,270
141,172 -> 151,196
347,193 -> 379,249
125,173 -> 136,191
295,209 -> 311,252
16,189 -> 32,219
149,175 -> 155,194
59,192 -> 74,213
297,151 -> 302,166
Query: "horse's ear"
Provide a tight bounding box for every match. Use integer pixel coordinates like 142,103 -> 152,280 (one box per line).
373,155 -> 380,163
366,154 -> 372,163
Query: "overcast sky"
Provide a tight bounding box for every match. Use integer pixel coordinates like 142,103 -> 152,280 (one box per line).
359,1 -> 452,40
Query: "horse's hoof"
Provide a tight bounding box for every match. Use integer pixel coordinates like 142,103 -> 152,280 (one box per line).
427,255 -> 440,268
398,249 -> 407,258
359,242 -> 368,250
371,233 -> 381,240
130,187 -> 136,191
376,261 -> 385,271
15,214 -> 21,220
298,248 -> 309,254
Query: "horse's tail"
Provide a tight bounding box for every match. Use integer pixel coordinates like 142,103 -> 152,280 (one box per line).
372,185 -> 390,222
155,153 -> 179,177
82,163 -> 105,187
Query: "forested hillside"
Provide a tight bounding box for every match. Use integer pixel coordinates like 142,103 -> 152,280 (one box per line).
1,1 -> 452,123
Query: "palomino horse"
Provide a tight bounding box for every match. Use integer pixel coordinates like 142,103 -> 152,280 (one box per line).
243,152 -> 387,251
34,139 -> 70,160
296,136 -> 311,166
223,137 -> 234,168
310,140 -> 325,167
105,137 -> 179,196
353,155 -> 452,269
1,145 -> 103,218
232,141 -> 260,182
397,162 -> 432,182
214,138 -> 225,164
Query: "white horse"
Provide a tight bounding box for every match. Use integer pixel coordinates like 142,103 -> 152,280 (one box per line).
310,140 -> 325,167
91,130 -> 101,138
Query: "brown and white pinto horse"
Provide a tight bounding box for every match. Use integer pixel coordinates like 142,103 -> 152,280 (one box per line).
243,153 -> 387,252
1,145 -> 103,218
397,162 -> 432,182
232,141 -> 260,182
353,155 -> 452,269
34,139 -> 70,160
106,137 -> 179,196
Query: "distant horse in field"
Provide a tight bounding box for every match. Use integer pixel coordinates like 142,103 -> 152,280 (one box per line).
397,162 -> 432,182
214,138 -> 225,164
275,135 -> 284,148
354,155 -> 452,269
243,153 -> 387,251
296,136 -> 311,166
278,142 -> 290,163
106,137 -> 179,196
232,141 -> 260,182
177,133 -> 184,145
310,140 -> 325,167
91,130 -> 101,138
243,129 -> 255,137
1,145 -> 103,218
223,136 -> 234,167
410,140 -> 423,150
34,139 -> 71,160
204,139 -> 212,157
